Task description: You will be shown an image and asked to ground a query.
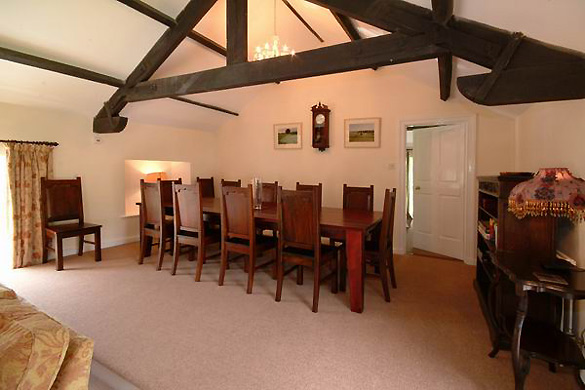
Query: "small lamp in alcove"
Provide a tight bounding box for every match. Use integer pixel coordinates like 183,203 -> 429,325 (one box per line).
145,172 -> 168,183
508,168 -> 585,269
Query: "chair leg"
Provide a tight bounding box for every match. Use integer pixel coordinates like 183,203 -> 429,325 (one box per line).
188,247 -> 196,261
331,256 -> 339,294
218,244 -> 228,286
275,253 -> 284,302
339,249 -> 347,292
42,234 -> 49,264
78,235 -> 84,256
195,244 -> 205,282
247,253 -> 256,294
297,266 -> 304,285
95,229 -> 102,262
55,236 -> 64,271
139,232 -> 148,264
312,261 -> 320,313
388,252 -> 397,289
156,235 -> 166,271
144,236 -> 153,257
378,254 -> 391,303
171,241 -> 180,276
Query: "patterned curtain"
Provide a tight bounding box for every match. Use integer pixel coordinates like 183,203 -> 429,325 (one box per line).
4,143 -> 54,268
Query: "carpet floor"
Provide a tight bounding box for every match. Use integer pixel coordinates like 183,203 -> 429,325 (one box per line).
0,243 -> 577,390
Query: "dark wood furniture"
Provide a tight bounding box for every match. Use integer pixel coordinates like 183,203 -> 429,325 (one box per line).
343,184 -> 374,212
200,197 -> 381,312
494,252 -> 585,389
261,181 -> 278,203
220,179 -> 242,188
218,185 -> 277,294
138,179 -> 174,270
171,183 -> 220,279
275,188 -> 339,312
196,176 -> 215,198
311,102 -> 330,151
295,182 -> 322,207
40,177 -> 102,271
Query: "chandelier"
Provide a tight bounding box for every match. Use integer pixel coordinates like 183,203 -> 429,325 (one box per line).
253,0 -> 295,61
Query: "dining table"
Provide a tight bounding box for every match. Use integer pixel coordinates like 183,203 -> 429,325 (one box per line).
138,198 -> 383,313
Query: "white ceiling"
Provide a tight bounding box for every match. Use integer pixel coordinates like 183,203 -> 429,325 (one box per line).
0,0 -> 584,130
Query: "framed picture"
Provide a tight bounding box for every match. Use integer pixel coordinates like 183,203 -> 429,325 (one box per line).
274,123 -> 302,149
344,118 -> 381,148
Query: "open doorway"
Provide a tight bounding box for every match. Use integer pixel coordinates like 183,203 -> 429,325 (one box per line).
397,117 -> 477,265
0,146 -> 13,271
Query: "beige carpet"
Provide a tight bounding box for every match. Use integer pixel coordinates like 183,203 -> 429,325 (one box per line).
0,244 -> 577,390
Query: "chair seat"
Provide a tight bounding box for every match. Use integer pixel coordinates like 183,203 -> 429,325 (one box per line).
177,228 -> 220,244
282,244 -> 338,260
46,223 -> 101,234
226,235 -> 277,252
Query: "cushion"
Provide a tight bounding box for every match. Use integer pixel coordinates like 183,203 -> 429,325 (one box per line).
0,284 -> 16,300
0,311 -> 70,390
51,329 -> 94,390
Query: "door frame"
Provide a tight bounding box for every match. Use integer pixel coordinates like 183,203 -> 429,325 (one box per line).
396,115 -> 477,265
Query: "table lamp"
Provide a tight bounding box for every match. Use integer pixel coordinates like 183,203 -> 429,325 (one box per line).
145,171 -> 168,183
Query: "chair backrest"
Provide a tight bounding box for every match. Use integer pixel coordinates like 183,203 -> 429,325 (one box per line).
261,181 -> 278,203
221,185 -> 255,241
197,177 -> 215,198
378,188 -> 397,255
278,187 -> 320,252
159,178 -> 182,207
343,184 -> 374,212
173,183 -> 203,235
296,182 -> 323,209
220,179 -> 242,188
41,177 -> 84,225
140,179 -> 163,226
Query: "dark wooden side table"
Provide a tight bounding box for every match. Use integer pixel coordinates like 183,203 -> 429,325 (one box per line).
494,251 -> 585,389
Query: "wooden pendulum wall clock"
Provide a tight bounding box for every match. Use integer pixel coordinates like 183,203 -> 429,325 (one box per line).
311,102 -> 330,151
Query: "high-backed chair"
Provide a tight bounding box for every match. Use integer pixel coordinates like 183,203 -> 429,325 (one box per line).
261,181 -> 278,203
343,184 -> 374,211
275,187 -> 340,313
171,183 -> 220,279
220,179 -> 242,188
41,177 -> 102,271
295,182 -> 323,208
196,177 -> 215,198
138,179 -> 174,270
218,185 -> 277,294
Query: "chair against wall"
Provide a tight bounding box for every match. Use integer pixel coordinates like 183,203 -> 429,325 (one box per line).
220,179 -> 242,188
196,177 -> 215,198
261,181 -> 278,203
295,182 -> 323,207
343,184 -> 374,212
218,185 -> 277,294
275,187 -> 340,313
171,183 -> 220,279
138,179 -> 174,270
41,177 -> 102,271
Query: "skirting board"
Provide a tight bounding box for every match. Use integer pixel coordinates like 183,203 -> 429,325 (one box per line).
90,359 -> 139,390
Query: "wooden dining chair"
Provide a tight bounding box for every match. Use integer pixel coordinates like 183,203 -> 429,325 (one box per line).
218,185 -> 277,294
196,177 -> 215,198
296,182 -> 323,208
343,184 -> 374,211
41,177 -> 102,271
138,179 -> 174,270
261,181 -> 278,203
275,187 -> 340,313
220,179 -> 242,188
171,183 -> 220,280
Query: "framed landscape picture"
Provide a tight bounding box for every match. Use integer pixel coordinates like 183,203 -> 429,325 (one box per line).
274,123 -> 302,149
344,118 -> 381,148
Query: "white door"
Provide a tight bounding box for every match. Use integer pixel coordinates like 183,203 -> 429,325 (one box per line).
412,124 -> 466,260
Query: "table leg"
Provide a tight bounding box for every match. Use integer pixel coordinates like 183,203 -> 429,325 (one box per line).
345,229 -> 364,313
512,288 -> 530,390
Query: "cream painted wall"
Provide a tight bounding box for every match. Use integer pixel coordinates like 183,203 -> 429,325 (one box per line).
0,102 -> 218,255
216,62 -> 517,213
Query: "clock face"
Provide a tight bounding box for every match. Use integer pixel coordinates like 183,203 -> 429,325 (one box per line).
315,113 -> 326,125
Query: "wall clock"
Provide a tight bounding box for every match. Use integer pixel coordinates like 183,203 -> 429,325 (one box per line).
311,102 -> 330,151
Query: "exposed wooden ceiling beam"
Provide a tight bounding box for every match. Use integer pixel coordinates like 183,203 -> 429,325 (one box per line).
331,11 -> 361,41
226,0 -> 248,65
431,0 -> 453,25
432,0 -> 453,100
125,33 -> 446,102
282,0 -> 324,43
0,46 -> 238,117
116,0 -> 226,56
95,0 -> 218,133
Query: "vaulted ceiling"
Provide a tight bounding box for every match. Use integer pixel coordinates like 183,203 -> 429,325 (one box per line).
1,0 -> 584,131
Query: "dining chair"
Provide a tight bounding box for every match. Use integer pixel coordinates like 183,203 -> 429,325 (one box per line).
341,188 -> 397,302
41,177 -> 102,271
343,184 -> 374,211
275,187 -> 340,313
295,182 -> 323,208
196,177 -> 215,198
220,179 -> 242,188
138,179 -> 174,270
218,185 -> 277,294
171,183 -> 221,280
261,181 -> 278,203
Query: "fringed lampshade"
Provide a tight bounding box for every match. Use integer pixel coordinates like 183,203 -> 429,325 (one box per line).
508,168 -> 585,223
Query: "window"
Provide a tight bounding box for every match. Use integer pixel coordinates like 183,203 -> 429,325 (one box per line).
0,147 -> 13,270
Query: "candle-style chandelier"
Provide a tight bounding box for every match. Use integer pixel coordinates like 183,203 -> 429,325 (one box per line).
253,0 -> 295,61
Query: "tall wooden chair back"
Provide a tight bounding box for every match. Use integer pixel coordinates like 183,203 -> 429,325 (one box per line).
296,182 -> 323,209
173,183 -> 203,235
261,181 -> 278,203
140,179 -> 163,226
378,188 -> 397,256
197,177 -> 215,198
41,177 -> 84,225
343,184 -> 374,212
221,179 -> 242,188
221,185 -> 255,242
159,178 -> 182,208
278,188 -> 320,252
